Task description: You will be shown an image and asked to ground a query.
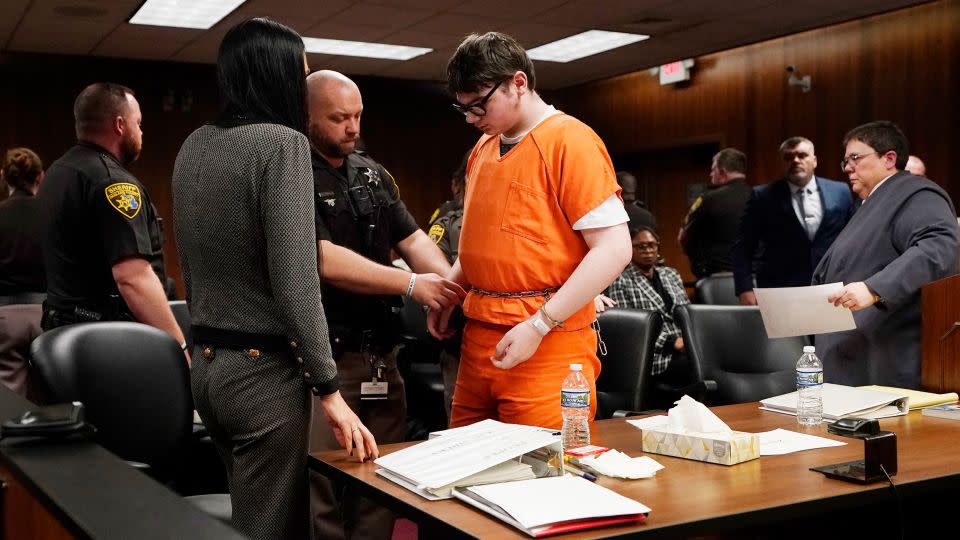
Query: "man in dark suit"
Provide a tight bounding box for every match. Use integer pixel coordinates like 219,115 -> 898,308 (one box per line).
733,137 -> 854,305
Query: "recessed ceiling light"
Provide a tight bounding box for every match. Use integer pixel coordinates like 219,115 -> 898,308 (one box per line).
129,0 -> 246,30
526,30 -> 649,63
302,38 -> 432,61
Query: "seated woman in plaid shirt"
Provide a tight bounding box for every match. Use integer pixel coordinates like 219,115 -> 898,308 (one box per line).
605,226 -> 689,378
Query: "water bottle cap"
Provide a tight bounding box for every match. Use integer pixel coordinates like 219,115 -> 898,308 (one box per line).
569,363 -> 582,371
803,346 -> 815,353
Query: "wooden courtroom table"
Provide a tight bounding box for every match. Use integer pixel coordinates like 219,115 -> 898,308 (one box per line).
310,403 -> 960,539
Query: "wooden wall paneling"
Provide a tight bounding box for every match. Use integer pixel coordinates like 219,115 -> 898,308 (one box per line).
1,0 -> 956,299
559,0 -> 958,281
612,144 -> 719,283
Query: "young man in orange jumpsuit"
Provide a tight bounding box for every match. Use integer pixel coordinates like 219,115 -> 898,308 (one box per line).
428,32 -> 632,430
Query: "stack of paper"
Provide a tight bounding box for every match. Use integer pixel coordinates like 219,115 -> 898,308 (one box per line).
374,419 -> 561,500
424,460 -> 535,498
760,384 -> 908,420
454,475 -> 650,537
858,385 -> 958,409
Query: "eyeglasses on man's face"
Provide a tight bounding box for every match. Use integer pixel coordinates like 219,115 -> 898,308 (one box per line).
452,81 -> 504,117
840,151 -> 879,171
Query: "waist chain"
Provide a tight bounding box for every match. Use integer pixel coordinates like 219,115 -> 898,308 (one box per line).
470,286 -> 559,299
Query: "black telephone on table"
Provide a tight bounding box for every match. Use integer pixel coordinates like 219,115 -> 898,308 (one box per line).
827,417 -> 880,438
1,402 -> 94,439
812,417 -> 896,484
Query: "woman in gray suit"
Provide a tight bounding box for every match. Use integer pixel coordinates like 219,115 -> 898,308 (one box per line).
172,18 -> 376,540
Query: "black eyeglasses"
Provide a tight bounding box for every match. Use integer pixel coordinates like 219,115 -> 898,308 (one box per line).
632,242 -> 660,252
452,81 -> 504,117
840,152 -> 879,171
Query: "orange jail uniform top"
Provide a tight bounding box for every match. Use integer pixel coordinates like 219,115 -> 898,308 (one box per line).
451,112 -> 621,430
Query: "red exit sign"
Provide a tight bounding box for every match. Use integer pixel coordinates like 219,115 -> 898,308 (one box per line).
659,60 -> 692,85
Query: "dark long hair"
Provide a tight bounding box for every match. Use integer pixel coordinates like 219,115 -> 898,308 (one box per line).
215,18 -> 308,134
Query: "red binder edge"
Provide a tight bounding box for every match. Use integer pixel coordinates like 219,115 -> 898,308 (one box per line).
529,513 -> 647,537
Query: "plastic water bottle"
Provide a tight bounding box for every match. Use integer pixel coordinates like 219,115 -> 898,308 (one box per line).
796,345 -> 823,425
561,363 -> 591,449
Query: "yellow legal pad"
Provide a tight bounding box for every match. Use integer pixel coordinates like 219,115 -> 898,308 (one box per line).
858,386 -> 958,409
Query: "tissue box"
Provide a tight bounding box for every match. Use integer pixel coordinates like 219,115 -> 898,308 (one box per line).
641,427 -> 759,466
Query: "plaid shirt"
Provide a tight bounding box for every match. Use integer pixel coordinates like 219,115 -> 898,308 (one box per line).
606,265 -> 690,374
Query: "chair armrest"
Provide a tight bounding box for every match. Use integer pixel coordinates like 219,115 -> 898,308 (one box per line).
655,379 -> 718,402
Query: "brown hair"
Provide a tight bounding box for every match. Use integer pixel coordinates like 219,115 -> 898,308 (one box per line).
779,136 -> 814,154
447,32 -> 536,95
1,147 -> 43,192
843,121 -> 909,170
73,82 -> 134,138
713,148 -> 747,174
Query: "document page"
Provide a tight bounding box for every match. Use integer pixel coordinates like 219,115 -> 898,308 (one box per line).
466,475 -> 650,529
758,428 -> 846,455
754,282 -> 856,338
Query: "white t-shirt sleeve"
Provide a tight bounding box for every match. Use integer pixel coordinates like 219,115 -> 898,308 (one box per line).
572,194 -> 629,230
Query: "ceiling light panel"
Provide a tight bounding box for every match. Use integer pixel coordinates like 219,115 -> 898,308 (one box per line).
527,30 -> 649,63
302,38 -> 432,61
129,0 -> 246,30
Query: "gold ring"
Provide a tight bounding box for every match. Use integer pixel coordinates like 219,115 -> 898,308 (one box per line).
351,427 -> 360,432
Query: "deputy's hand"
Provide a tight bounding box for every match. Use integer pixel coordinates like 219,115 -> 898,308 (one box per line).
318,390 -> 379,461
411,273 -> 466,311
594,294 -> 616,313
674,336 -> 684,351
491,319 -> 544,370
827,282 -> 875,311
738,291 -> 758,306
427,302 -> 456,340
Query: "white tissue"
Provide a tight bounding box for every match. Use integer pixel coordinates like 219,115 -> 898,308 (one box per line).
579,450 -> 664,479
666,395 -> 731,433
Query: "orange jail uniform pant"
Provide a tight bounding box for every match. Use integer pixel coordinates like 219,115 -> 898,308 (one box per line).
450,319 -> 600,430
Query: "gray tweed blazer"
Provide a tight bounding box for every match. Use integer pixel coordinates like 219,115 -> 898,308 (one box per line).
172,123 -> 338,393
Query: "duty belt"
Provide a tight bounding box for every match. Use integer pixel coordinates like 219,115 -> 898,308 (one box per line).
470,287 -> 559,299
41,298 -> 133,331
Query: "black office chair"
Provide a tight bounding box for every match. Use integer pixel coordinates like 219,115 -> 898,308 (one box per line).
168,300 -> 192,348
30,322 -> 231,522
693,272 -> 739,305
674,305 -> 807,406
396,295 -> 445,437
594,309 -> 662,419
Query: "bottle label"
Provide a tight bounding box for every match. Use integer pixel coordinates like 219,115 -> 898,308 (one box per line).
797,370 -> 823,387
561,390 -> 590,408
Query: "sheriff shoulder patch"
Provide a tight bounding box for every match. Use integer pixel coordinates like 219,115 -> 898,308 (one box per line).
428,223 -> 445,244
689,196 -> 703,213
105,182 -> 142,219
